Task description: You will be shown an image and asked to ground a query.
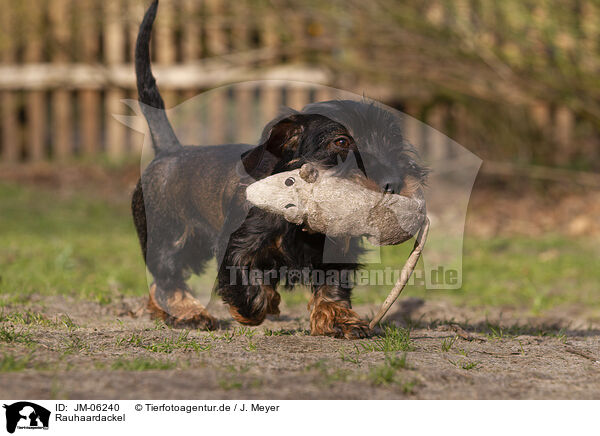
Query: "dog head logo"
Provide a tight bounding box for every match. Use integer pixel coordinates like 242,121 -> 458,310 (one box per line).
3,402 -> 50,434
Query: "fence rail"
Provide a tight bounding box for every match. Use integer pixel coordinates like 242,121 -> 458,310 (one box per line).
0,0 -> 593,166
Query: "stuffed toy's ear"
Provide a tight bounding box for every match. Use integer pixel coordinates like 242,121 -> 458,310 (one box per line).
299,163 -> 319,183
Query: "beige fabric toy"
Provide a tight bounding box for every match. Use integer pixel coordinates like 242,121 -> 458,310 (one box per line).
246,162 -> 430,329
246,163 -> 426,245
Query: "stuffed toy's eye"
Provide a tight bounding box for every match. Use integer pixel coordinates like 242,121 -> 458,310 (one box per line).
285,177 -> 295,186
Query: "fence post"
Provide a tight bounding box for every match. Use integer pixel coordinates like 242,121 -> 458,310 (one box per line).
403,104 -> 423,153
314,86 -> 336,103
581,1 -> 599,165
531,102 -> 550,129
205,0 -> 227,144
1,1 -> 19,163
24,0 -> 46,162
182,0 -> 200,102
50,0 -> 74,161
288,84 -> 309,111
290,11 -> 305,63
426,104 -> 449,162
425,0 -> 445,26
554,106 -> 574,165
232,0 -> 254,143
156,0 -> 176,108
79,0 -> 101,157
104,0 -> 126,158
231,0 -> 248,53
231,0 -> 254,143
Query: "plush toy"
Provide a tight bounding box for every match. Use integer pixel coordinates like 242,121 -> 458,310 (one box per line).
245,163 -> 427,246
246,163 -> 430,329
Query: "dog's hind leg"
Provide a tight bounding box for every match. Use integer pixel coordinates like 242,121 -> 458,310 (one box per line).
131,183 -> 216,330
145,240 -> 217,330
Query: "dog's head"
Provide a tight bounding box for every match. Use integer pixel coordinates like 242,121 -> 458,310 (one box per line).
242,100 -> 427,196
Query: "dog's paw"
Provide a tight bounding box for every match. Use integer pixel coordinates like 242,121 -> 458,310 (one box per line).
167,311 -> 217,330
265,287 -> 281,316
331,319 -> 371,339
309,298 -> 371,340
147,285 -> 217,330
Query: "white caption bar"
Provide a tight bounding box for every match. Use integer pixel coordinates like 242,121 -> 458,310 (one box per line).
0,400 -> 597,436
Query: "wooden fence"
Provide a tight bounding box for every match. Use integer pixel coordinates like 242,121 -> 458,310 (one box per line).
0,0 -> 323,162
0,0 -> 592,166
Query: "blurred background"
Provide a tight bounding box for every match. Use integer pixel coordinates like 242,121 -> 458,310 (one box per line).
0,0 -> 598,319
1,0 -> 599,167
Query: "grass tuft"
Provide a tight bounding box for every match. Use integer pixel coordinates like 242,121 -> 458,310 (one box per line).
361,325 -> 414,352
449,358 -> 480,370
116,330 -> 212,353
440,336 -> 457,352
0,326 -> 35,345
368,354 -> 414,390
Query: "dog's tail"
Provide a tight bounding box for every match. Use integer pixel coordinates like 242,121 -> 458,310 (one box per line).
135,0 -> 180,153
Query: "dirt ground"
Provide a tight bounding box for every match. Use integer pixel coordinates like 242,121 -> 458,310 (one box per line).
1,296 -> 599,400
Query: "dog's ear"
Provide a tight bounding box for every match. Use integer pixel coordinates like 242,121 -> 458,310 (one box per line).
261,114 -> 305,157
240,146 -> 275,180
242,114 -> 306,179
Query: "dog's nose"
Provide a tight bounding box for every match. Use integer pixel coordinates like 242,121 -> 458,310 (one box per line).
379,177 -> 404,194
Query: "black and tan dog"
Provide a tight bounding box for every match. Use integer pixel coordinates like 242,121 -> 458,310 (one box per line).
132,1 -> 427,338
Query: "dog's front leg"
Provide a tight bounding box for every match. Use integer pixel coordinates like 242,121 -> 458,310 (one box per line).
216,262 -> 281,326
308,281 -> 371,339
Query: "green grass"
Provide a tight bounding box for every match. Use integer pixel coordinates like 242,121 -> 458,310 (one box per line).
441,336 -> 458,352
461,361 -> 479,370
216,364 -> 262,390
386,353 -> 409,370
0,312 -> 79,335
61,334 -> 89,354
1,181 -> 598,315
0,182 -> 146,305
0,354 -> 31,372
243,338 -> 258,352
357,231 -> 600,314
217,378 -> 244,390
482,321 -> 567,341
232,326 -> 257,338
339,346 -> 362,365
368,354 -> 414,392
307,355 -> 414,390
264,328 -> 303,336
0,325 -> 35,345
0,310 -> 47,325
116,330 -> 212,353
305,360 -> 352,384
109,357 -> 177,371
360,325 -> 414,352
449,358 -> 480,370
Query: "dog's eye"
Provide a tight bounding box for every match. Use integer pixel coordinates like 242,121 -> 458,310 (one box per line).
285,177 -> 295,186
332,137 -> 350,148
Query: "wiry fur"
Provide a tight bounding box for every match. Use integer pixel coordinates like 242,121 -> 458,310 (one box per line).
131,1 -> 426,338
